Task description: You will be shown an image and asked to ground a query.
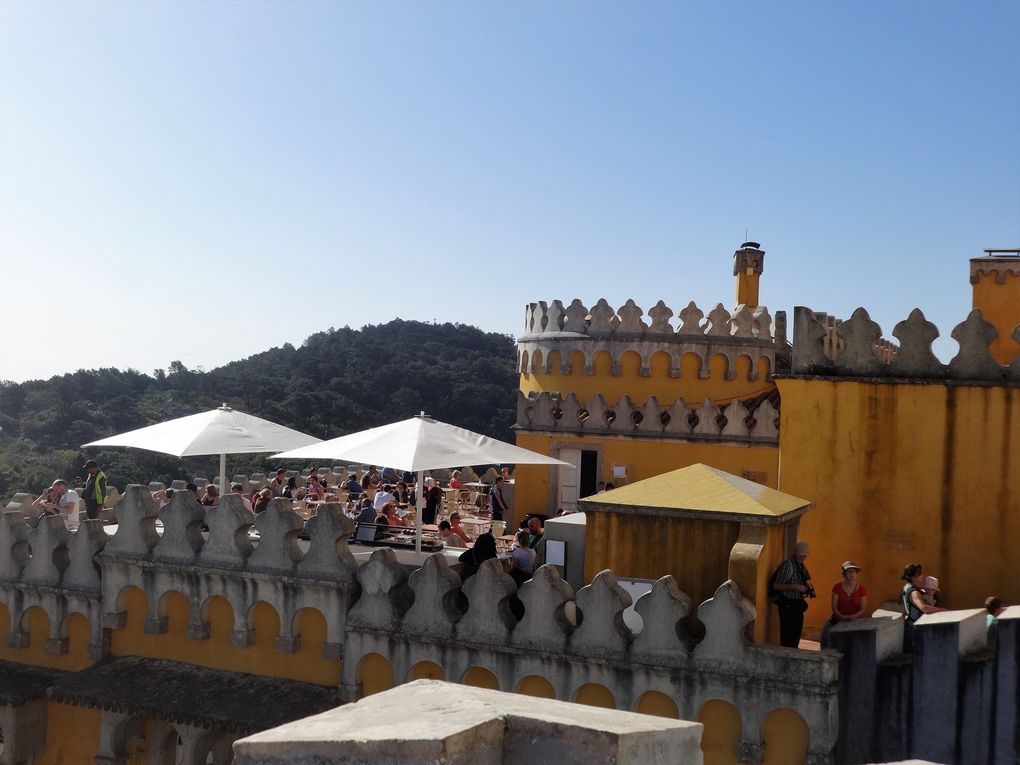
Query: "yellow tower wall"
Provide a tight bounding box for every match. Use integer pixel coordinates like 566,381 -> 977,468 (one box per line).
777,377 -> 1020,634
971,258 -> 1020,364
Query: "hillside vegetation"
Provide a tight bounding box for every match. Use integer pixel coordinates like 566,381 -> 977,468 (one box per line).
0,320 -> 518,500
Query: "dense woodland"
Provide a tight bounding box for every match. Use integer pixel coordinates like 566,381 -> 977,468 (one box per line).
0,320 -> 518,501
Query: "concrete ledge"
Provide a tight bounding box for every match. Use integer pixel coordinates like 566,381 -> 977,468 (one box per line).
233,680 -> 704,765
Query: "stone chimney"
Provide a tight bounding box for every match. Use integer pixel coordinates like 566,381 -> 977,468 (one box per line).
970,249 -> 1020,364
733,241 -> 765,309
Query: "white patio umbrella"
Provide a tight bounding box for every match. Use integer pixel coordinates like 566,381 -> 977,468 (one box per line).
271,413 -> 570,552
82,404 -> 322,495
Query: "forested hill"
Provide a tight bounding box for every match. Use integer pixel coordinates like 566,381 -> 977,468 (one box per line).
0,320 -> 518,500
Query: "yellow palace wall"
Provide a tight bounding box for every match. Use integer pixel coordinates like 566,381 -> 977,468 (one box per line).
777,377 -> 1020,634
513,433 -> 779,523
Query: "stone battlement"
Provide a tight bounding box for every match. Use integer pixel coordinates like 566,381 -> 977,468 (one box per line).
515,391 -> 779,444
791,306 -> 1020,381
519,299 -> 786,378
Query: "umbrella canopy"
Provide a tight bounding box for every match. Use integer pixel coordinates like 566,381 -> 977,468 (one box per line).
270,414 -> 569,471
83,404 -> 322,495
272,414 -> 569,554
83,405 -> 321,457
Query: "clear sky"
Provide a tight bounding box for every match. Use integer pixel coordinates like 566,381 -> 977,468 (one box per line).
1,1 -> 1017,383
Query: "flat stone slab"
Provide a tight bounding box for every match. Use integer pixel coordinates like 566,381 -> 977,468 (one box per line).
234,679 -> 704,765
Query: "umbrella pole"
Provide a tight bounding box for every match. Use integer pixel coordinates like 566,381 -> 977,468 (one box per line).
219,453 -> 227,504
415,469 -> 424,554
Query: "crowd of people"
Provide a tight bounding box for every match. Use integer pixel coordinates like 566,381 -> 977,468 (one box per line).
772,542 -> 1009,651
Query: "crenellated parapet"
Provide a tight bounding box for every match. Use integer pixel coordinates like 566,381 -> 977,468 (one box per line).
516,390 -> 780,444
0,511 -> 108,659
792,306 -> 1020,381
98,488 -> 358,657
518,298 -> 786,379
342,553 -> 839,763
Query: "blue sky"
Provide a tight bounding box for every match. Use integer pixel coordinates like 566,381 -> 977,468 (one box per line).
2,1 -> 1017,382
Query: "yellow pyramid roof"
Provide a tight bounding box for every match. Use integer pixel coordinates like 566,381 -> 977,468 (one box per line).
578,463 -> 810,523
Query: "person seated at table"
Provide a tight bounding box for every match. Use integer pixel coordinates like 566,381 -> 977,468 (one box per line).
422,477 -> 443,525
438,520 -> 465,548
230,483 -> 253,511
448,512 -> 472,545
365,466 -> 381,486
394,481 -> 411,506
381,501 -> 403,527
501,467 -> 512,481
381,466 -> 399,483
343,473 -> 364,498
200,484 -> 219,507
450,470 -> 464,490
373,484 -> 396,511
459,532 -> 498,580
510,529 -> 537,586
150,487 -> 174,508
282,476 -> 305,500
304,474 -> 325,501
269,469 -> 288,497
355,497 -> 376,524
372,513 -> 393,540
253,487 -> 273,514
527,516 -> 544,549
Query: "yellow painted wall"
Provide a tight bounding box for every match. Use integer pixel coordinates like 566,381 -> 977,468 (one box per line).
573,683 -> 615,709
0,604 -> 93,671
514,432 -> 778,522
972,270 -> 1020,364
698,699 -> 742,765
585,513 -> 738,607
761,708 -> 810,765
462,666 -> 500,690
359,653 -> 393,696
777,378 -> 1020,633
35,702 -> 102,765
516,675 -> 556,698
109,587 -> 339,686
521,350 -> 773,404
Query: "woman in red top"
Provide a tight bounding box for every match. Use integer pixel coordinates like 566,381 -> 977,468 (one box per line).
821,561 -> 869,647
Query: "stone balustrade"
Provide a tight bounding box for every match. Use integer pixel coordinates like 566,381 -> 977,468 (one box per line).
516,391 -> 780,444
792,306 -> 1020,381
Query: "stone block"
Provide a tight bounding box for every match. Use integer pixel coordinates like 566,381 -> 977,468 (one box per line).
197,495 -> 254,569
632,576 -> 692,665
403,553 -> 463,639
232,680 -> 704,765
153,491 -> 205,563
570,570 -> 632,660
911,608 -> 987,763
691,580 -> 755,665
456,559 -> 517,645
102,485 -> 160,558
511,564 -> 574,652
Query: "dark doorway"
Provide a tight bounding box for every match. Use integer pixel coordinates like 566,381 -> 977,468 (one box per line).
580,450 -> 598,498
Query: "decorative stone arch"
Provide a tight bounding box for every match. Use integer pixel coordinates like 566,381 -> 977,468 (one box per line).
148,720 -> 184,765
197,594 -> 235,644
697,699 -> 742,765
519,349 -> 529,374
515,675 -> 556,699
531,349 -> 544,376
111,584 -> 147,633
56,610 -> 91,660
566,348 -> 584,375
707,351 -> 736,381
757,353 -> 773,381
678,351 -> 705,380
590,348 -> 614,377
282,606 -> 328,656
618,349 -> 643,377
407,660 -> 445,682
734,353 -> 757,382
461,666 -> 499,690
18,605 -> 51,653
761,708 -> 809,765
236,600 -> 281,649
573,683 -> 615,709
193,730 -> 237,765
356,652 -> 394,698
545,349 -> 563,375
649,350 -> 674,378
634,690 -> 679,719
145,588 -> 190,636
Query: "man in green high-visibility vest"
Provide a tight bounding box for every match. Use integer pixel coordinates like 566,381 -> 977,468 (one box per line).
82,459 -> 107,520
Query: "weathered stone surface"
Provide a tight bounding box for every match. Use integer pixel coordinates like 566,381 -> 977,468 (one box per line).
347,549 -> 412,631
233,680 -> 704,765
296,505 -> 357,585
63,520 -> 108,592
103,485 -> 160,558
836,307 -> 885,375
571,570 -> 632,660
456,560 -> 517,645
948,309 -> 1002,380
891,309 -> 943,378
791,306 -> 832,374
22,515 -> 70,587
198,495 -> 254,569
153,491 -> 205,563
632,576 -> 692,665
691,580 -> 755,663
0,509 -> 30,580
403,554 -> 463,639
248,500 -> 304,572
511,564 -> 574,653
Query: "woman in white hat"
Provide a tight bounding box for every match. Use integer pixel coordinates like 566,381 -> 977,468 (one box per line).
822,560 -> 869,647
